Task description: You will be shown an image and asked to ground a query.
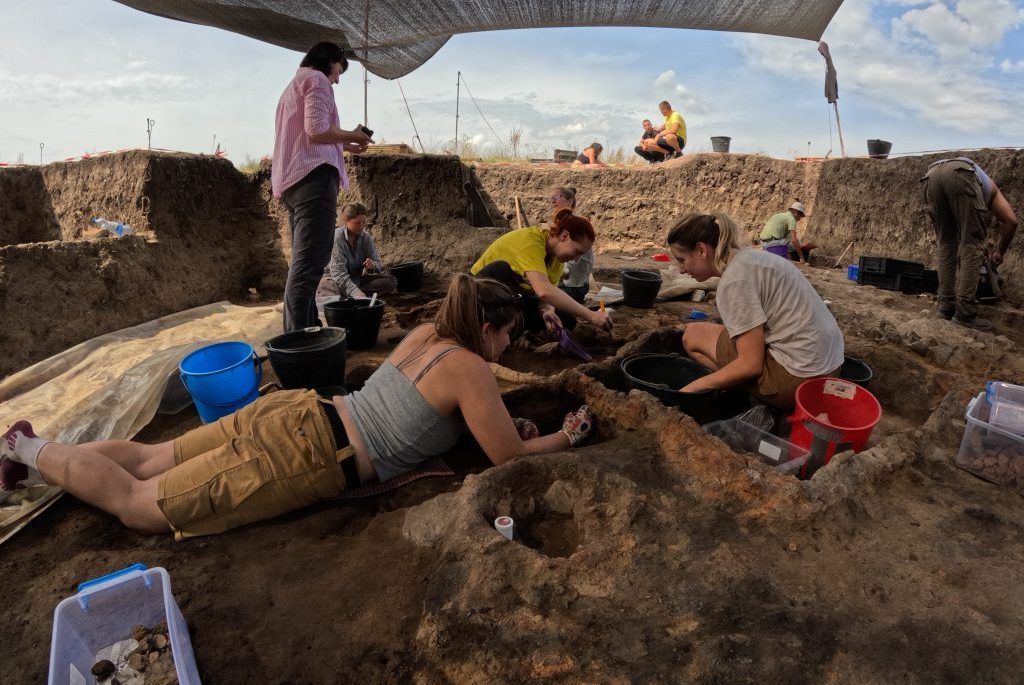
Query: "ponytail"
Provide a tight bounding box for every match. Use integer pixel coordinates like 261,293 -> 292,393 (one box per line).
435,274 -> 522,357
666,211 -> 742,273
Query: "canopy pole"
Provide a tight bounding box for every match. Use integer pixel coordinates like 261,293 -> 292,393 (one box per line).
832,102 -> 847,157
454,70 -> 461,155
362,0 -> 370,126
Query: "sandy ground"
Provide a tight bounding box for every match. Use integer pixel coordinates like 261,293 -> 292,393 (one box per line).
5,258 -> 1024,684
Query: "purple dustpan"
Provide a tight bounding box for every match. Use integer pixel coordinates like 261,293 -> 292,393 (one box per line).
558,328 -> 592,361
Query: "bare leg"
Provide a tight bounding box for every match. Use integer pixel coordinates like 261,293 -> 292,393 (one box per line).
80,440 -> 176,480
683,322 -> 726,371
36,443 -> 170,533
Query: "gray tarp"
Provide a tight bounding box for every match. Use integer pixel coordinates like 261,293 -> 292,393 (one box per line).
114,1 -> 846,79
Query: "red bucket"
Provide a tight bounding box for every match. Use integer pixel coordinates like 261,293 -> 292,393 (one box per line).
788,377 -> 882,477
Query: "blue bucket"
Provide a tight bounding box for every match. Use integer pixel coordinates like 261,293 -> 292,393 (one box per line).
179,342 -> 262,423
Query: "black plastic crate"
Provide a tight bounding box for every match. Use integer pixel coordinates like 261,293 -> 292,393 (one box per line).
897,274 -> 924,294
857,270 -> 899,291
923,269 -> 939,294
858,256 -> 925,278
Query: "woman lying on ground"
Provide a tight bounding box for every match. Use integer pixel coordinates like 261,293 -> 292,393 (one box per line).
574,142 -> 605,167
549,187 -> 595,307
668,211 -> 844,409
0,275 -> 593,539
471,208 -> 612,333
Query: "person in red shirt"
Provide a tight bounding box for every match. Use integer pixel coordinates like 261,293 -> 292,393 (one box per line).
272,42 -> 372,331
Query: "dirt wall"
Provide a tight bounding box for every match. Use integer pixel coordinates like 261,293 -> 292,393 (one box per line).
472,150 -> 1023,301
258,153 -> 495,279
0,152 -> 280,378
0,167 -> 60,245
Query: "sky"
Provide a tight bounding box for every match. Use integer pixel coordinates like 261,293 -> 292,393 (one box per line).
1,0 -> 1023,165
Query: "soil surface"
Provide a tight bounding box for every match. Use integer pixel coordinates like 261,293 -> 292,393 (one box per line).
5,257 -> 1024,684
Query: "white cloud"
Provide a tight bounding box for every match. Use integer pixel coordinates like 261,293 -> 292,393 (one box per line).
654,70 -> 676,88
0,69 -> 193,106
734,0 -> 1024,137
1000,57 -> 1024,72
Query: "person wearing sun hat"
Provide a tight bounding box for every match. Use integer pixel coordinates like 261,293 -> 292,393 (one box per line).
759,201 -> 808,262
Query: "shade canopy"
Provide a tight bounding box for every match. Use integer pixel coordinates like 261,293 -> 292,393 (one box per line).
114,0 -> 845,79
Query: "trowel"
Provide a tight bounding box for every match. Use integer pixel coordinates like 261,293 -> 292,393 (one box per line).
555,326 -> 592,362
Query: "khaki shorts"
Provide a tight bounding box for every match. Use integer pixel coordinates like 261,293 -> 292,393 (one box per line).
716,330 -> 839,409
157,389 -> 354,540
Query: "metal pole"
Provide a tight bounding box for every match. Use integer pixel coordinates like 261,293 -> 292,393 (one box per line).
39,142 -> 44,165
454,71 -> 461,155
363,0 -> 370,127
146,118 -> 156,150
832,102 -> 847,157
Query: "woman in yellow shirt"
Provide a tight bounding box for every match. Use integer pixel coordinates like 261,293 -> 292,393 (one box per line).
471,208 -> 612,333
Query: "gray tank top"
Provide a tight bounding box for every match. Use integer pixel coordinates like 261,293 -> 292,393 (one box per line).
344,342 -> 465,482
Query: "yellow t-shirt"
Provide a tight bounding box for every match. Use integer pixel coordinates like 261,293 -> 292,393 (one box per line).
471,226 -> 564,291
663,111 -> 687,143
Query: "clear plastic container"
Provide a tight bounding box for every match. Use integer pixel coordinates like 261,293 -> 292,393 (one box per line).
704,418 -> 810,476
49,564 -> 200,685
956,393 -> 1024,494
986,381 -> 1024,407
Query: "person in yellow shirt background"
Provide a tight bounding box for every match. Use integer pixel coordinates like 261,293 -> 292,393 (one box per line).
654,100 -> 687,159
471,208 -> 613,334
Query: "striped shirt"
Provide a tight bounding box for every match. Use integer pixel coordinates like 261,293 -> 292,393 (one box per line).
271,67 -> 350,198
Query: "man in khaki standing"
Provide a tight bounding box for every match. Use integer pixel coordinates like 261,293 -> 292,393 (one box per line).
922,157 -> 1017,332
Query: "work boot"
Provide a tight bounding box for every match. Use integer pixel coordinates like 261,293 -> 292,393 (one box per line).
937,304 -> 955,320
952,314 -> 993,332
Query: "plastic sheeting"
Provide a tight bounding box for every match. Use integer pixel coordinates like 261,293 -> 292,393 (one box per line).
114,1 -> 846,79
0,302 -> 281,542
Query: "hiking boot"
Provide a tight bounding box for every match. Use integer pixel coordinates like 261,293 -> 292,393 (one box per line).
937,304 -> 955,320
952,315 -> 993,332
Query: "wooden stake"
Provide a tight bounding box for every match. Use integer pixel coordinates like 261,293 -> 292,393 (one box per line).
833,241 -> 854,268
514,196 -> 524,229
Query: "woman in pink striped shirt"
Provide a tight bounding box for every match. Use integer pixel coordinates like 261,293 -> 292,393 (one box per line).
272,42 -> 372,331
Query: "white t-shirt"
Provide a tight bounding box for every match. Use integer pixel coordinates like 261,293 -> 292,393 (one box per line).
716,249 -> 844,377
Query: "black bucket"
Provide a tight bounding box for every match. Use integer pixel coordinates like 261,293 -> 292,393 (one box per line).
390,261 -> 424,292
324,298 -> 385,350
621,270 -> 663,308
265,327 -> 347,390
621,353 -> 748,424
711,136 -> 731,153
838,355 -> 873,388
867,139 -> 892,159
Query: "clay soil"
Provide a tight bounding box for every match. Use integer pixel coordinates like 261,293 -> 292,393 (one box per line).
5,255 -> 1024,684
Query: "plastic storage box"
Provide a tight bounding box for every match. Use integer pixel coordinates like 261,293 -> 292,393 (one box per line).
986,381 -> 1024,436
705,418 -> 810,476
846,264 -> 859,281
956,393 -> 1024,494
858,256 -> 925,278
49,564 -> 200,685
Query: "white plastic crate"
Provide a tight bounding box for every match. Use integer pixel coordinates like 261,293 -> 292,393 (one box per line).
48,564 -> 200,685
704,418 -> 810,476
986,381 -> 1024,436
956,393 -> 1024,495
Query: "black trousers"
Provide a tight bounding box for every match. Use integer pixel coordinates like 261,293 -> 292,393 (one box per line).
281,164 -> 339,331
634,145 -> 666,162
475,261 -> 577,332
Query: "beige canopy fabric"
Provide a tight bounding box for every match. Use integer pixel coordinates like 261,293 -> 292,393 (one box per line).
114,0 -> 846,79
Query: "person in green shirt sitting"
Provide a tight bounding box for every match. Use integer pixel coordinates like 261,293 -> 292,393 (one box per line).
759,202 -> 807,262
471,208 -> 612,334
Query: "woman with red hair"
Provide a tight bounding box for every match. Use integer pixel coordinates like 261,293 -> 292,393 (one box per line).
471,208 -> 612,332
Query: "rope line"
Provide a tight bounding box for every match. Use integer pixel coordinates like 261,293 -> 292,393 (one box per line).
396,79 -> 425,154
459,73 -> 509,154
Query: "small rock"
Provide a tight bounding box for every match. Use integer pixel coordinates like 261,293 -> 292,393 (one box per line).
153,634 -> 168,650
149,650 -> 160,664
131,625 -> 150,642
128,652 -> 148,672
91,659 -> 115,679
534,341 -> 559,354
787,541 -> 798,552
154,619 -> 169,635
